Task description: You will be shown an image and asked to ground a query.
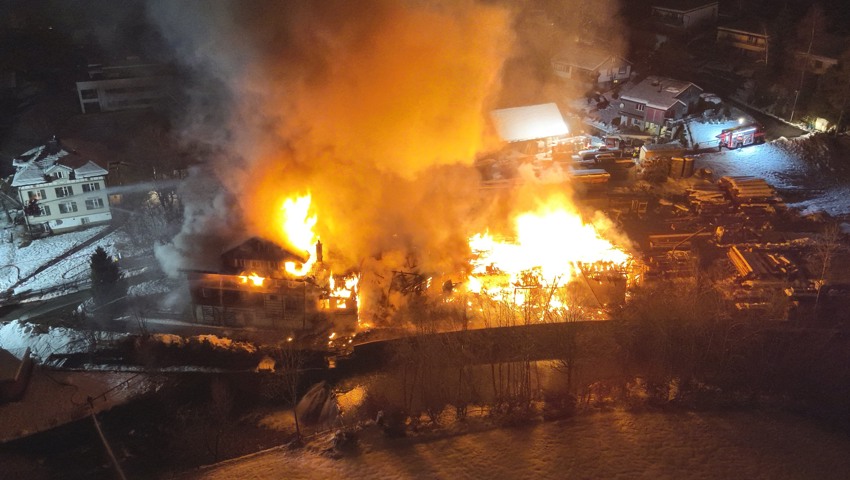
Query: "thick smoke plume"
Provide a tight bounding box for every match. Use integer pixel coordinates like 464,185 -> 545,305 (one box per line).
151,0 -> 515,277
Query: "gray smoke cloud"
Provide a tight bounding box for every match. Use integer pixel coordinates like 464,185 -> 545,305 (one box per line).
149,0 -> 517,278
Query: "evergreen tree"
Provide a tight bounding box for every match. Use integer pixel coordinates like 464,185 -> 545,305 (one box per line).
90,246 -> 127,312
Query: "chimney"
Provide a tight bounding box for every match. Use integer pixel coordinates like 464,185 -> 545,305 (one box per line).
315,240 -> 323,264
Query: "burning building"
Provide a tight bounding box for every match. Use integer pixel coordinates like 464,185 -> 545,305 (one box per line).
152,2 -> 643,331
187,236 -> 357,332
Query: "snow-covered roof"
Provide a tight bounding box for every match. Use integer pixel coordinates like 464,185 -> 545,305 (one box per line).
72,160 -> 109,178
490,103 -> 569,143
11,164 -> 48,187
10,138 -> 107,187
620,76 -> 702,111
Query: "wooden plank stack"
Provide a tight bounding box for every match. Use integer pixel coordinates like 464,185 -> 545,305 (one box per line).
687,183 -> 732,215
719,176 -> 785,210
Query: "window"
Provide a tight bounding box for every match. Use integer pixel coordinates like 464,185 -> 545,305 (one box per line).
58,202 -> 78,214
82,183 -> 100,193
55,186 -> 73,198
635,103 -> 645,112
37,205 -> 51,216
81,217 -> 90,225
618,66 -> 628,75
28,189 -> 47,201
80,89 -> 98,100
85,198 -> 105,210
53,171 -> 64,179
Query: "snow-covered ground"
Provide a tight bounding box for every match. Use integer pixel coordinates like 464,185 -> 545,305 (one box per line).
683,106 -> 850,216
0,219 -> 160,299
0,226 -> 109,292
687,112 -> 753,149
181,409 -> 850,480
0,319 -> 129,362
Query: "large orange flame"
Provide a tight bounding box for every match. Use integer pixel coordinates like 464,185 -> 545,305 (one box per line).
468,196 -> 629,304
277,193 -> 318,276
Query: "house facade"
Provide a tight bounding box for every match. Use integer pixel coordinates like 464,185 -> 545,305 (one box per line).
12,138 -> 112,234
187,237 -> 357,331
618,76 -> 702,134
651,0 -> 719,34
551,44 -> 632,88
717,21 -> 770,63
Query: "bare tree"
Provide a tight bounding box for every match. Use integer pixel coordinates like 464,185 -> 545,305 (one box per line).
277,343 -> 305,442
813,224 -> 843,311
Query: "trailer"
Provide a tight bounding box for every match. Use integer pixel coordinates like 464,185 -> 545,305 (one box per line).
717,124 -> 765,150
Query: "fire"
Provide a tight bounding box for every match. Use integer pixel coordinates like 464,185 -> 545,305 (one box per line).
326,272 -> 360,310
238,272 -> 265,287
278,193 -> 318,276
467,197 -> 630,305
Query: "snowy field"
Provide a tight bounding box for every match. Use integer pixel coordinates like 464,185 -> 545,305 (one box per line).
684,109 -> 850,216
0,226 -> 109,292
0,221 -> 155,297
182,410 -> 850,480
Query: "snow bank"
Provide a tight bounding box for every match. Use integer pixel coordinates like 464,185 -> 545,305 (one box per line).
191,334 -> 257,354
0,320 -> 127,362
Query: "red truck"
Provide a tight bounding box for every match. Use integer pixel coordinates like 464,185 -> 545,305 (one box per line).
717,124 -> 765,150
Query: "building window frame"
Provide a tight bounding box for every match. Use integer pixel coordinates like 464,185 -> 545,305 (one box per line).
85,198 -> 105,210
82,182 -> 101,193
28,189 -> 47,201
58,201 -> 78,214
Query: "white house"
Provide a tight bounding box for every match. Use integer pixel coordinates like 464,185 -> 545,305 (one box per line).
11,138 -> 112,234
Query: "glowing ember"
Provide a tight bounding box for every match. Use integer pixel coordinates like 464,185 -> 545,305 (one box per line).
238,272 -> 265,287
467,197 -> 630,304
278,193 -> 318,276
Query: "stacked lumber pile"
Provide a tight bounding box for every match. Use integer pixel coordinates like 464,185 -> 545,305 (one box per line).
719,176 -> 786,212
687,183 -> 732,215
648,232 -> 712,251
647,251 -> 694,278
727,245 -> 798,281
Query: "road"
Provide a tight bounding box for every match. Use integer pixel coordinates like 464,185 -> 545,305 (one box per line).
0,289 -> 91,322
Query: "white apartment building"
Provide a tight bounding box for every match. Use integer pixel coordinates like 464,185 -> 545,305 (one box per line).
75,60 -> 173,114
11,138 -> 111,234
